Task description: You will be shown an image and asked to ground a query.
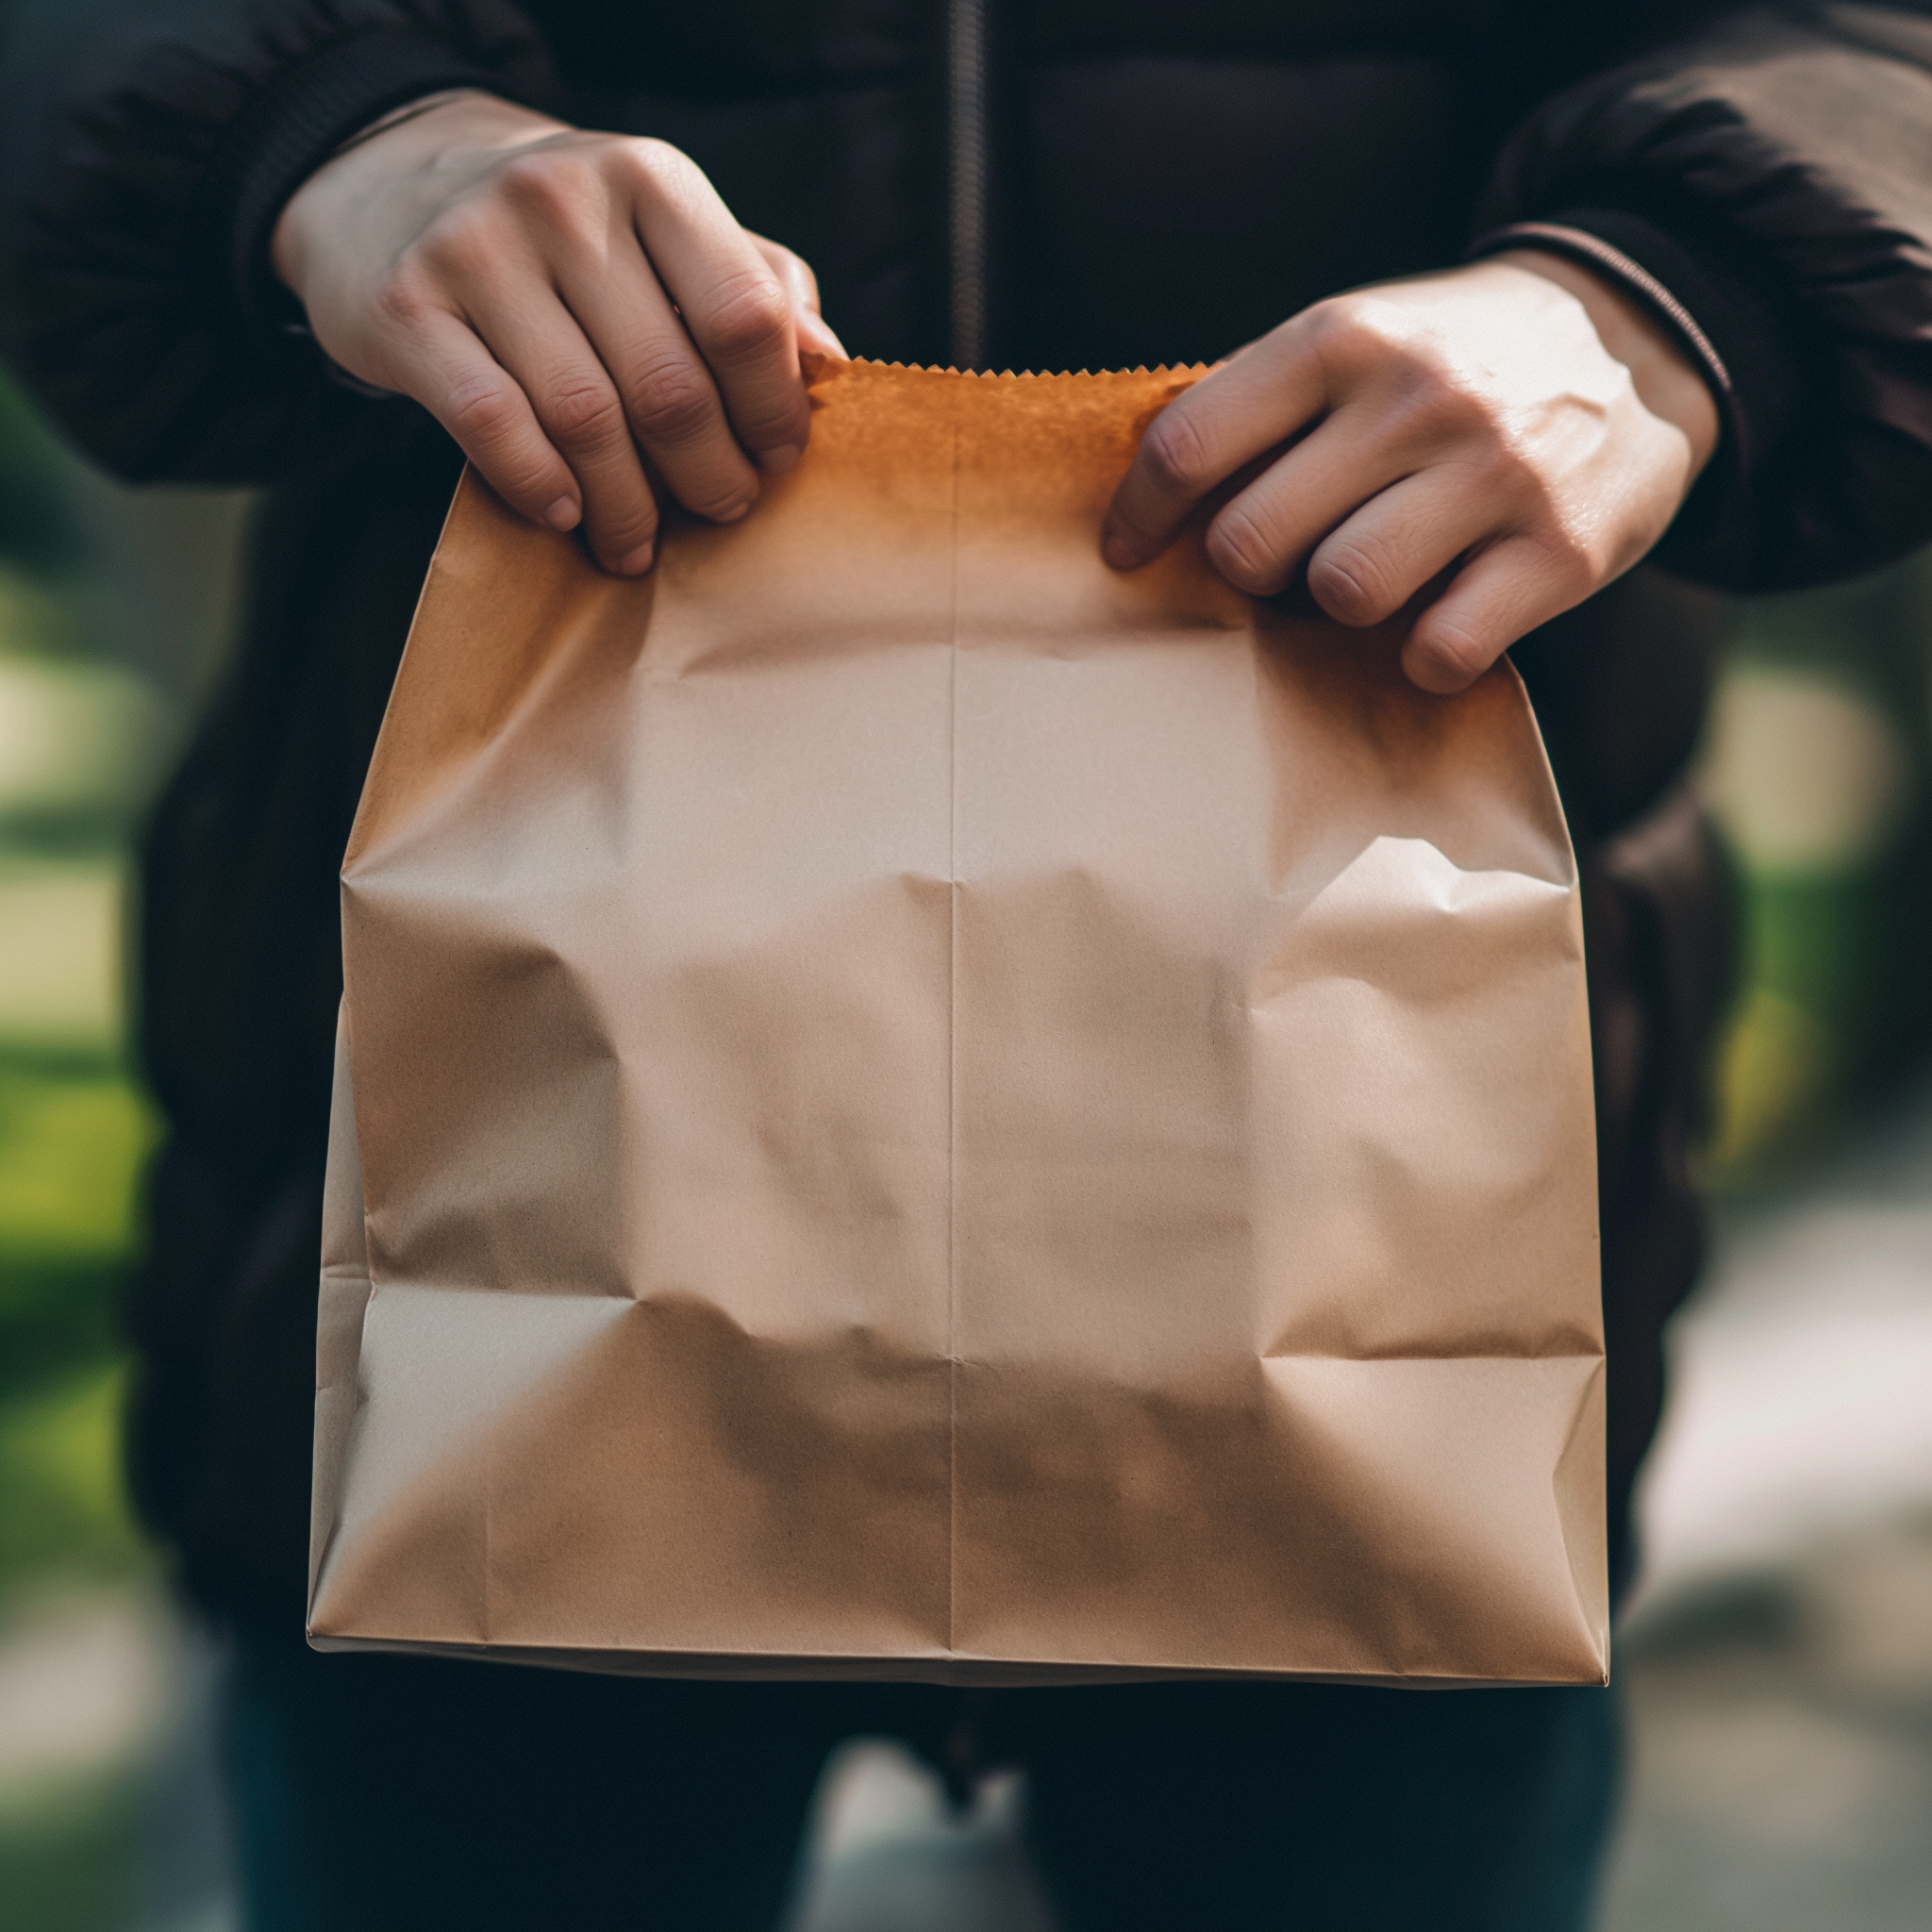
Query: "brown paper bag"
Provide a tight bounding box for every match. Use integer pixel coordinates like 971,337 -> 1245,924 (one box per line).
308,358 -> 1606,1686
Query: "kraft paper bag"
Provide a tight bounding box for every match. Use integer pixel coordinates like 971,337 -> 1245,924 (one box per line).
308,358 -> 1607,1686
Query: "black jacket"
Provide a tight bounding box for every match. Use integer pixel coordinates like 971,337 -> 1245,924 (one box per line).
5,0 -> 1932,1628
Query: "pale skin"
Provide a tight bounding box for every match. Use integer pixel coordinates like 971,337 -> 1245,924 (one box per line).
274,90 -> 1718,691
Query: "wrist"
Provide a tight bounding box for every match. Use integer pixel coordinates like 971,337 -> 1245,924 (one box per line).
1491,248 -> 1721,482
324,86 -> 489,161
271,89 -> 567,298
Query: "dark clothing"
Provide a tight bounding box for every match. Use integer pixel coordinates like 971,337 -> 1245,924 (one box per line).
226,1632 -> 1619,1931
3,0 -> 1930,1634
12,2 -> 1932,582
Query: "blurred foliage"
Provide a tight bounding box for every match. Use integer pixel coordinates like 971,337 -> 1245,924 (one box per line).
0,374 -> 154,1598
0,1364 -> 147,1585
0,377 -> 87,577
0,371 -> 164,1927
1700,557 -> 1932,1185
0,1072 -> 155,1405
0,361 -> 250,1927
0,1778 -> 149,1932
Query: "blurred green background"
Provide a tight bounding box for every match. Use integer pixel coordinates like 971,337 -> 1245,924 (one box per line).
0,374 -> 246,1932
0,364 -> 1928,1927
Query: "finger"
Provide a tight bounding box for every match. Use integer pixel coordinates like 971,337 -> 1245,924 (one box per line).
796,307 -> 848,362
1297,467 -> 1500,625
753,237 -> 849,360
628,144 -> 814,468
393,308 -> 587,537
555,248 -> 762,522
1200,408 -> 1418,598
1403,534 -> 1589,693
1102,325 -> 1328,569
465,284 -> 661,573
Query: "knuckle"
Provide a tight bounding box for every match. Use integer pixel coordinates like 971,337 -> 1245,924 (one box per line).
445,375 -> 524,447
1395,356 -> 1484,431
1307,540 -> 1391,624
495,153 -> 609,248
416,206 -> 501,278
1307,296 -> 1396,365
495,148 -> 577,209
778,246 -> 820,301
629,358 -> 720,446
1140,408 -> 1211,498
1481,434 -> 1541,491
1206,507 -> 1282,592
625,135 -> 690,184
704,274 -> 793,363
620,137 -> 711,215
542,376 -> 625,447
1415,620 -> 1491,684
593,493 -> 659,553
1507,466 -> 1595,566
372,265 -> 433,329
1543,520 -> 1602,586
683,482 -> 754,521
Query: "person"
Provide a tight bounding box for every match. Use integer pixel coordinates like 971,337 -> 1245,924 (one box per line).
5,3 -> 1932,1925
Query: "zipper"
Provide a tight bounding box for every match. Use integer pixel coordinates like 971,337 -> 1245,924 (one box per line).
946,0 -> 990,370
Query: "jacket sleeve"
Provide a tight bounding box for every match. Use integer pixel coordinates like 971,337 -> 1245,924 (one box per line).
0,0 -> 555,484
1475,3 -> 1932,591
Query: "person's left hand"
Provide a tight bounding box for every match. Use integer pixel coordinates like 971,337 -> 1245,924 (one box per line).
1101,251 -> 1720,692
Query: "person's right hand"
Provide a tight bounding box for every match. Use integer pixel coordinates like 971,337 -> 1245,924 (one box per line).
272,90 -> 845,575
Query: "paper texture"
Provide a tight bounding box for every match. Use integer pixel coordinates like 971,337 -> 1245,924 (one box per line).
308,358 -> 1607,1686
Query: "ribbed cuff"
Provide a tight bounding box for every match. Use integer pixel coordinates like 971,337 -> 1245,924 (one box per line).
201,27 -> 509,354
1466,207 -> 1803,573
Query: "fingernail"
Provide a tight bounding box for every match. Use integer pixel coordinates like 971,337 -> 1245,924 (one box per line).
1102,529 -> 1140,571
716,500 -> 752,524
759,443 -> 803,475
616,542 -> 654,575
544,496 -> 581,532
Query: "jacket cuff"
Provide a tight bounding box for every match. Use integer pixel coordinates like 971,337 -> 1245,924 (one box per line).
202,27 -> 510,354
1465,208 -> 1804,570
